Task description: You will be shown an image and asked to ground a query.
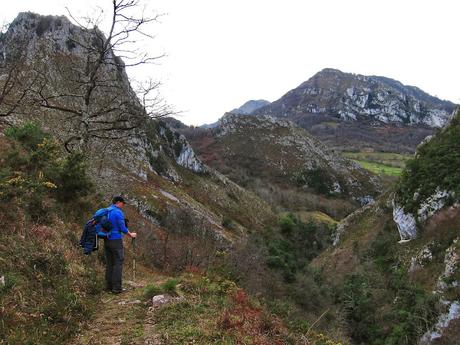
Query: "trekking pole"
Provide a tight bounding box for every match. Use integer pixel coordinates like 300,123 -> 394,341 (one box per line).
132,237 -> 136,281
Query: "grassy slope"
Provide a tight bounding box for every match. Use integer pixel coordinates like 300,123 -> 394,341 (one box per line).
0,132 -> 105,344
349,159 -> 403,176
0,220 -> 105,344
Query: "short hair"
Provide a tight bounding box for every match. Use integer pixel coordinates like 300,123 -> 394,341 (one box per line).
112,196 -> 126,204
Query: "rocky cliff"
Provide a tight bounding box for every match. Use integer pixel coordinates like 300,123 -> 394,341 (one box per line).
253,68 -> 457,152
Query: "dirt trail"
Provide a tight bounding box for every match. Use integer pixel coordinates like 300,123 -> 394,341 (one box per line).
71,266 -> 167,345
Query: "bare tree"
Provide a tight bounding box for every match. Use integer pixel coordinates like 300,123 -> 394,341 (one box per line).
0,33 -> 37,120
134,78 -> 174,119
0,60 -> 27,118
27,0 -> 168,152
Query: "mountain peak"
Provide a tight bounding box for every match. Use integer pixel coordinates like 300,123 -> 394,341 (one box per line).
317,67 -> 345,75
230,99 -> 270,115
7,11 -> 74,38
254,68 -> 457,152
0,12 -> 109,66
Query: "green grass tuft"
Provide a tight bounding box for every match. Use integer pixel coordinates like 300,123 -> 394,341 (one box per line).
144,278 -> 180,300
161,278 -> 180,294
144,284 -> 163,299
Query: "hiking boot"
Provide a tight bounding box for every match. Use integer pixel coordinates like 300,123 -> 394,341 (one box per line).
111,288 -> 127,294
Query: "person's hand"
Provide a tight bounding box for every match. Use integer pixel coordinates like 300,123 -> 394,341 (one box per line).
130,232 -> 137,239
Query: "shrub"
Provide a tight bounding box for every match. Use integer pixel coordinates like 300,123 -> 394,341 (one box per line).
266,255 -> 284,269
365,223 -> 399,272
173,141 -> 183,157
295,167 -> 334,195
222,217 -> 235,229
266,214 -> 333,283
0,123 -> 103,344
144,284 -> 163,299
340,251 -> 441,345
54,151 -> 93,202
0,123 -> 93,222
279,213 -> 296,234
161,278 -> 180,294
35,16 -> 53,36
4,122 -> 47,150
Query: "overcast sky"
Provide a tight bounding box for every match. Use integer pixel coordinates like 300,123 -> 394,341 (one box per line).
2,0 -> 459,125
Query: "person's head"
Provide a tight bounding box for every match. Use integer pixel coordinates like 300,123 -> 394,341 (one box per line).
112,195 -> 126,208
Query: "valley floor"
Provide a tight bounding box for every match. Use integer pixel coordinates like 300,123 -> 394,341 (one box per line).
342,151 -> 411,177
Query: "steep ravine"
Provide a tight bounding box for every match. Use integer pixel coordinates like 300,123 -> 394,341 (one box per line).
312,112 -> 460,344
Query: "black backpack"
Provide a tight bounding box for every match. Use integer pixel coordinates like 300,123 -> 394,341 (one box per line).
79,208 -> 114,254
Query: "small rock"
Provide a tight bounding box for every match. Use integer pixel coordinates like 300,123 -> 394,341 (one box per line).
151,294 -> 170,308
0,276 -> 5,287
125,280 -> 145,288
409,246 -> 433,272
128,299 -> 142,305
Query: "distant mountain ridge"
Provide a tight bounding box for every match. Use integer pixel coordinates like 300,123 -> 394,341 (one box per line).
230,99 -> 270,115
253,68 -> 457,152
200,99 -> 270,129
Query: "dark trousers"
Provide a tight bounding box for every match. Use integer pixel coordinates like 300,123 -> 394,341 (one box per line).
104,239 -> 124,291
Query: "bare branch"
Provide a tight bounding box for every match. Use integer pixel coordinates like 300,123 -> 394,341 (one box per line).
8,0 -> 170,151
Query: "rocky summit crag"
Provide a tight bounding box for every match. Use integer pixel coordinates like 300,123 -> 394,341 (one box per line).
253,68 -> 457,152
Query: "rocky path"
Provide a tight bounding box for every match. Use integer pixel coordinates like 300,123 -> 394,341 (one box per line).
71,267 -> 167,345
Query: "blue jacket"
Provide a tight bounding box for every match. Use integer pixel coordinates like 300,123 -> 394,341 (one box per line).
107,205 -> 129,240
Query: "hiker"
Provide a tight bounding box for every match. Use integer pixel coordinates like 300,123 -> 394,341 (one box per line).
105,196 -> 137,294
